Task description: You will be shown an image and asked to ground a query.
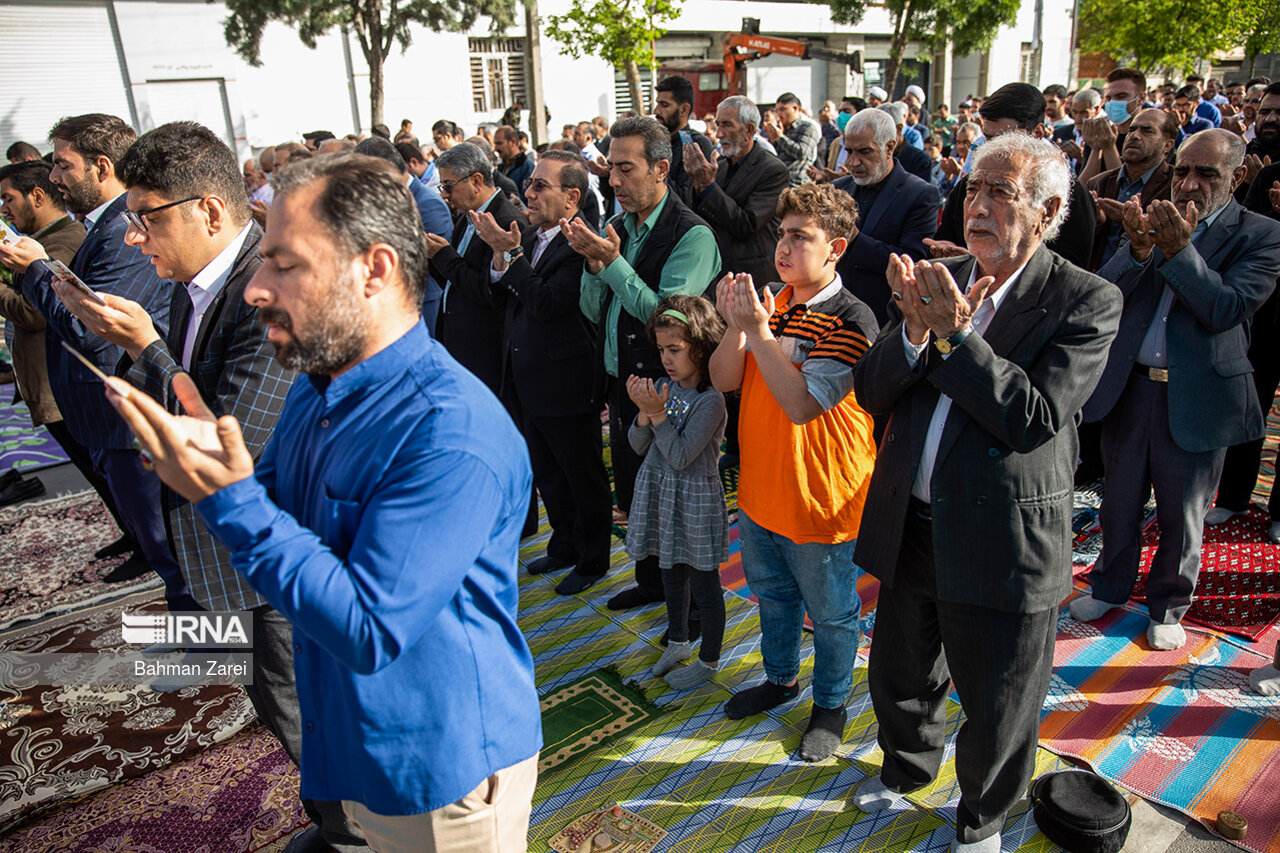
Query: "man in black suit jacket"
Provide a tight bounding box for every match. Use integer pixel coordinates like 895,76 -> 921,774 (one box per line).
930,84 -> 1098,270
471,151 -> 612,596
850,134 -> 1121,852
52,123 -> 365,851
1075,130 -> 1280,651
832,109 -> 938,325
685,95 -> 789,288
427,142 -> 528,392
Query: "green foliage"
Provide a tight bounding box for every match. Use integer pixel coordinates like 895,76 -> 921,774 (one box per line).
1244,2 -> 1280,66
544,0 -> 681,69
826,0 -> 1019,56
1079,0 -> 1266,74
221,0 -> 517,68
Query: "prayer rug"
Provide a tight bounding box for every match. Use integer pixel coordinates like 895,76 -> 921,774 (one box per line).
0,725 -> 306,853
0,383 -> 68,474
1042,598 -> 1280,853
540,667 -> 664,774
0,588 -> 255,834
0,490 -> 161,632
1130,507 -> 1280,641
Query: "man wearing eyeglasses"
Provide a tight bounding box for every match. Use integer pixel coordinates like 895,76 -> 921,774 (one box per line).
0,113 -> 187,603
44,121 -> 358,851
426,142 -> 528,394
469,150 -> 613,595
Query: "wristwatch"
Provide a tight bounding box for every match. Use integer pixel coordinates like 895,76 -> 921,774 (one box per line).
933,326 -> 973,355
502,246 -> 524,264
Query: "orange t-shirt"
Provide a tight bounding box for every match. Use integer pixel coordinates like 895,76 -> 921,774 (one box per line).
737,282 -> 879,544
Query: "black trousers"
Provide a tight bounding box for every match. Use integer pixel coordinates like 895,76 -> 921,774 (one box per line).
661,564 -> 725,660
608,375 -> 663,594
44,419 -> 130,538
505,383 -> 613,577
1213,355 -> 1280,519
247,606 -> 367,850
868,507 -> 1057,843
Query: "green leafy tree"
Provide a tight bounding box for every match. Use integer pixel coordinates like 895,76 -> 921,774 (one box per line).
1243,2 -> 1280,78
1078,0 -> 1254,75
544,0 -> 681,114
825,0 -> 1019,96
221,0 -> 517,127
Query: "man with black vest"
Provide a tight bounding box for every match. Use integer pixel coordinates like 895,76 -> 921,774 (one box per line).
563,116 -> 721,608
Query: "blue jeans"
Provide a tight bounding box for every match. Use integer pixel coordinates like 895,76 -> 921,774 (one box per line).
737,510 -> 861,709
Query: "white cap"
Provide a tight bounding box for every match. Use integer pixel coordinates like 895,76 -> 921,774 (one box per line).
906,84 -> 926,104
868,86 -> 888,101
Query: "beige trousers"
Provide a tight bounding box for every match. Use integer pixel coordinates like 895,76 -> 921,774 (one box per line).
342,755 -> 538,853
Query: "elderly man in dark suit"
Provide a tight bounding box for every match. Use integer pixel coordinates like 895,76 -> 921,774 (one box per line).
1073,129 -> 1280,650
427,142 -> 528,392
850,133 -> 1121,853
47,123 -> 362,852
684,95 -> 789,290
832,108 -> 938,326
470,150 -> 612,596
0,114 -> 188,602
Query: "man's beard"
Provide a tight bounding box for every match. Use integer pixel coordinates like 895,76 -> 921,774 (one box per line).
60,176 -> 100,217
260,268 -> 370,375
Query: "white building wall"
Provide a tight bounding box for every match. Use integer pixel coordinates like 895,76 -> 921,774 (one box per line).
0,0 -> 1080,158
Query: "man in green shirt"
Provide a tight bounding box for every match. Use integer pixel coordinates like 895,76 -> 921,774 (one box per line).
930,103 -> 959,151
562,116 -> 720,606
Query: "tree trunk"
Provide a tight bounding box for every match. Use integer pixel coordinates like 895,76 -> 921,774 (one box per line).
368,53 -> 385,127
884,2 -> 913,98
625,59 -> 645,114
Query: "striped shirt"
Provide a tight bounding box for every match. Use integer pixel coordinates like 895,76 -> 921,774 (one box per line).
738,278 -> 880,544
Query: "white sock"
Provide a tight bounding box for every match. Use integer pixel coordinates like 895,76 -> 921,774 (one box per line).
1249,664 -> 1280,696
1068,595 -> 1118,623
853,776 -> 905,812
651,641 -> 693,677
951,833 -> 1001,852
1147,620 -> 1186,651
665,659 -> 716,690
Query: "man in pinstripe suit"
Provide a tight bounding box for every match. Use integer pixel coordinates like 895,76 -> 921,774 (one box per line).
53,123 -> 365,852
0,114 -> 191,608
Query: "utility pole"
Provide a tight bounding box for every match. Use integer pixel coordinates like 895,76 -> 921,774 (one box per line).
524,0 -> 548,146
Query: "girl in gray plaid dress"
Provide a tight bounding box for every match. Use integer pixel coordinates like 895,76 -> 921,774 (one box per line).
625,296 -> 729,691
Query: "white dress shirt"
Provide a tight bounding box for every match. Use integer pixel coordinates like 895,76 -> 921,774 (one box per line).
903,259 -> 1029,502
82,195 -> 117,232
181,222 -> 253,370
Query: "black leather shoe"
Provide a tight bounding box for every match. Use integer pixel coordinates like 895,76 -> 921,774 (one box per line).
556,571 -> 603,595
94,534 -> 139,560
0,468 -> 22,492
528,555 -> 574,575
0,476 -> 44,506
101,553 -> 152,583
606,586 -> 665,611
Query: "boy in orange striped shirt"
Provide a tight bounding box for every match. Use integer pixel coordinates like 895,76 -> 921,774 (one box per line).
709,183 -> 879,762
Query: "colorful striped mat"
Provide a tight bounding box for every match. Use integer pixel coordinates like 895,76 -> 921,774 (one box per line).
0,383 -> 68,473
539,463 -> 1280,851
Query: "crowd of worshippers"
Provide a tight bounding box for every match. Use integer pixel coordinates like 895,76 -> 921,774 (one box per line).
0,65 -> 1279,853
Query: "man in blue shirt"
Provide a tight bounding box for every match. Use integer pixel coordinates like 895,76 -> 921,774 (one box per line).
1174,85 -> 1216,145
105,153 -> 542,853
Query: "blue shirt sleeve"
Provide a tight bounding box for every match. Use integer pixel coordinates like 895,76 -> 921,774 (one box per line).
197,446 -> 508,676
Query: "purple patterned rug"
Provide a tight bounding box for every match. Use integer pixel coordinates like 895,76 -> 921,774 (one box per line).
0,491 -> 160,632
0,725 -> 306,852
0,589 -> 255,835
0,383 -> 69,474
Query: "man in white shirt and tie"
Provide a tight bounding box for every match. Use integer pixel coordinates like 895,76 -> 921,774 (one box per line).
470,150 -> 613,597
848,133 -> 1122,853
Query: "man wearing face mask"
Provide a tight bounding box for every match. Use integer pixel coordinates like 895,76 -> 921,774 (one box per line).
1080,68 -> 1149,183
1075,130 -> 1280,651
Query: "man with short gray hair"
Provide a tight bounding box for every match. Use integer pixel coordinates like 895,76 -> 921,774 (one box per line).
1075,129 -> 1280,650
427,142 -> 528,391
876,102 -> 933,184
684,95 -> 790,287
852,132 -> 1121,852
832,109 -> 937,324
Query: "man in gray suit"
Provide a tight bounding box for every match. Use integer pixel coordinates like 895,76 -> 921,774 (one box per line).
1073,129 -> 1280,650
850,133 -> 1121,853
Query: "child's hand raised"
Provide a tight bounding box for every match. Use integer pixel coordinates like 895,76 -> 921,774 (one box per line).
626,375 -> 670,425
